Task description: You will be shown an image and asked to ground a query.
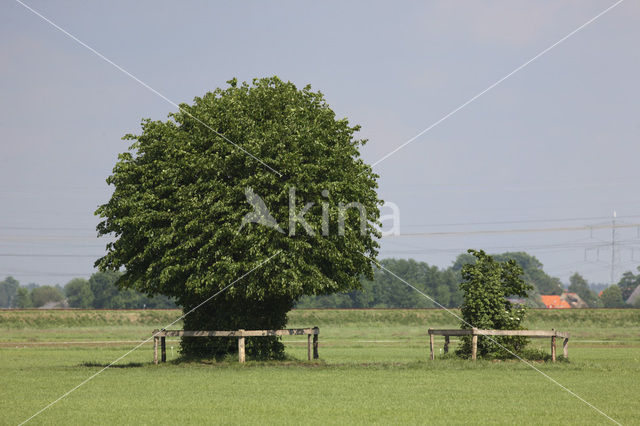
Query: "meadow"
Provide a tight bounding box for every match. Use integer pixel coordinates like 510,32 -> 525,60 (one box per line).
1,309 -> 638,425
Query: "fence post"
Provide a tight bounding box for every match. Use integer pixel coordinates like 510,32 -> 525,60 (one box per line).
429,330 -> 434,360
238,330 -> 245,363
444,335 -> 450,354
161,336 -> 166,363
313,326 -> 319,359
563,337 -> 569,359
153,330 -> 159,365
551,329 -> 556,363
307,333 -> 312,361
471,329 -> 478,361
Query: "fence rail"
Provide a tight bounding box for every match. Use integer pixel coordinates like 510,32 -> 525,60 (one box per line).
152,327 -> 319,364
428,328 -> 570,361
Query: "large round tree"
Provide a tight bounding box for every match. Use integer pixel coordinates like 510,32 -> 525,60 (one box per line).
95,77 -> 381,359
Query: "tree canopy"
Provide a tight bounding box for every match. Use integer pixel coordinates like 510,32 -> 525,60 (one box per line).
30,286 -> 64,308
568,273 -> 600,307
95,77 -> 381,358
600,285 -> 625,308
0,276 -> 20,308
65,278 -> 94,308
617,267 -> 640,302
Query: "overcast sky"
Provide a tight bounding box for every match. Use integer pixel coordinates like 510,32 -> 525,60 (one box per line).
1,0 -> 639,288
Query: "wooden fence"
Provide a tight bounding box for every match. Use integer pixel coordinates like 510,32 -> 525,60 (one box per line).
152,327 -> 319,364
428,328 -> 570,362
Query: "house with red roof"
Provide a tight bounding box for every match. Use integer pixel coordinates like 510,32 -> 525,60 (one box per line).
540,295 -> 571,309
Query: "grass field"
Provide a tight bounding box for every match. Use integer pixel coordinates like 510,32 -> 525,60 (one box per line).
1,309 -> 638,425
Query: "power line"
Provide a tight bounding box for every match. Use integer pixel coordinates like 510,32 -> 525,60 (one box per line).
384,223 -> 640,238
0,226 -> 100,232
400,215 -> 640,229
383,236 -> 611,251
3,215 -> 640,233
0,253 -> 101,258
0,272 -> 93,277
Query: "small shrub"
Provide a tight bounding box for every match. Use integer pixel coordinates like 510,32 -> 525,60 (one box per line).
456,250 -> 533,359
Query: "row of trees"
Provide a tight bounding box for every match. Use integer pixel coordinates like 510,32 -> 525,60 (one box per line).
568,268 -> 640,308
0,272 -> 175,309
2,254 -> 637,310
296,258 -> 462,308
298,252 -> 563,308
296,253 -> 640,309
0,277 -> 68,309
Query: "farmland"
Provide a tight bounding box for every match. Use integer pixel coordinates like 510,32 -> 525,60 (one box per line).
1,309 -> 639,425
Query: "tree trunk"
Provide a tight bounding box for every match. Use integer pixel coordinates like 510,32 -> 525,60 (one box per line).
179,294 -> 294,360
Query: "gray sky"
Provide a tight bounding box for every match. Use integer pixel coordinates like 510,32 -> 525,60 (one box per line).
1,0 -> 639,287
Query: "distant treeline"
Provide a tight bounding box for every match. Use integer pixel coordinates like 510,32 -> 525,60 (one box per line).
0,271 -> 175,309
1,251 -> 638,309
296,252 -> 640,309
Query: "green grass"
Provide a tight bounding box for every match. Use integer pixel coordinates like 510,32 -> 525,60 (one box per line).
1,309 -> 639,425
